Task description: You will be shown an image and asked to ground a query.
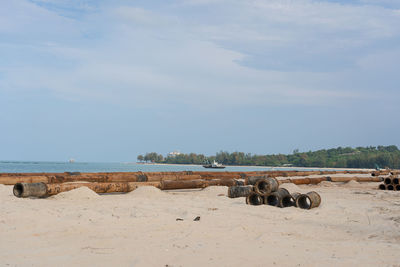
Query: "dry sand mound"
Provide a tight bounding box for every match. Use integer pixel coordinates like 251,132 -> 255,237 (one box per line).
342,180 -> 361,188
51,186 -> 100,200
126,185 -> 165,197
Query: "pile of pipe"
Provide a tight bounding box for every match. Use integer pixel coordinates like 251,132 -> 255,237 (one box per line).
2,169 -> 388,198
228,175 -> 321,210
379,175 -> 400,191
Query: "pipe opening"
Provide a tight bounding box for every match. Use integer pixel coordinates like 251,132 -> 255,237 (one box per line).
248,194 -> 263,205
396,185 -> 400,191
384,178 -> 392,185
297,195 -> 311,209
13,183 -> 24,197
393,178 -> 399,185
281,196 -> 294,207
256,181 -> 268,194
387,184 -> 394,190
266,195 -> 279,206
379,184 -> 386,190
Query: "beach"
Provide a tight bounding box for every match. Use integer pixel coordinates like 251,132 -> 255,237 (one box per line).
1,177 -> 399,266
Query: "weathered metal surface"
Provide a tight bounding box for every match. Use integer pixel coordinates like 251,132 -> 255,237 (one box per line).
290,192 -> 301,207
13,182 -> 48,198
378,184 -> 387,190
13,182 -> 161,198
329,176 -> 382,183
387,184 -> 394,190
280,177 -> 327,185
254,177 -> 279,196
228,185 -> 254,198
296,191 -> 321,209
245,192 -> 264,205
1,169 -> 387,185
0,176 -> 49,185
372,170 -> 391,176
159,179 -> 238,190
245,175 -> 270,185
384,177 -> 393,185
264,188 -> 293,208
279,176 -> 381,185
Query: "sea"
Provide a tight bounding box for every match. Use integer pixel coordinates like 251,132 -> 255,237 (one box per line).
0,161 -> 339,173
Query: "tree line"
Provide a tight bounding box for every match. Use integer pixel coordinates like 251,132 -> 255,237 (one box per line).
137,145 -> 400,169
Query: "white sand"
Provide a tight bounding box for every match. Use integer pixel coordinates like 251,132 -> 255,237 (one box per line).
1,183 -> 399,266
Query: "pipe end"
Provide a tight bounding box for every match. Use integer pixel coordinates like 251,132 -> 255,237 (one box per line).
13,183 -> 25,198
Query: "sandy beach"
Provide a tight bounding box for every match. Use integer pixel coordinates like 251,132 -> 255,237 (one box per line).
1,178 -> 399,266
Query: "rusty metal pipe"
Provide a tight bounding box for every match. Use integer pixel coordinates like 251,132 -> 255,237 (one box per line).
296,191 -> 321,209
387,184 -> 394,190
246,192 -> 264,205
13,182 -> 161,198
228,185 -> 253,198
384,177 -> 392,185
290,192 -> 301,207
13,182 -> 48,198
395,185 -> 400,191
159,179 -> 238,190
254,177 -> 279,196
328,176 -> 382,183
1,169 -> 381,185
245,175 -> 269,185
378,184 -> 387,190
264,188 -> 293,208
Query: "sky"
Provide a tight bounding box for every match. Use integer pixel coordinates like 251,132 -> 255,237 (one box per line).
0,0 -> 399,162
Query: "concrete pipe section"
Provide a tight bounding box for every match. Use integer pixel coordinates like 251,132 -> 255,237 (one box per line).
296,191 -> 321,209
384,178 -> 392,185
264,188 -> 293,208
13,182 -> 48,198
228,185 -> 253,198
254,177 -> 279,196
290,192 -> 301,207
246,192 -> 264,205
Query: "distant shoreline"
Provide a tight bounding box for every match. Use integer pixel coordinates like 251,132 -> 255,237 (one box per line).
134,162 -> 374,171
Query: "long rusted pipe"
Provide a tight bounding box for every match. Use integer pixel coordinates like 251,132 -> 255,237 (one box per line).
159,179 -> 239,190
279,176 -> 381,185
13,182 -> 161,198
1,169 -> 384,185
13,179 -> 239,198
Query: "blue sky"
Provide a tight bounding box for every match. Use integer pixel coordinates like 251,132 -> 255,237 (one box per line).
0,0 -> 399,162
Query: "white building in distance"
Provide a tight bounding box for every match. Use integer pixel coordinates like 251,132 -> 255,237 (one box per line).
168,151 -> 181,157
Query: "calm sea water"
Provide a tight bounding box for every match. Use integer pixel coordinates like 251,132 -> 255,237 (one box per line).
0,161 -> 329,173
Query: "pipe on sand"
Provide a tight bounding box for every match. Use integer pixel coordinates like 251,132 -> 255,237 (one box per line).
264,188 -> 294,208
246,192 -> 264,205
296,191 -> 321,210
254,177 -> 279,196
228,185 -> 253,198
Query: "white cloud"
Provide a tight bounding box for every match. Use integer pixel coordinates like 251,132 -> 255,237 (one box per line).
1,0 -> 399,110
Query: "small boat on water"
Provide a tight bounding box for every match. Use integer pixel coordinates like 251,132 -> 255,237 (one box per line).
203,160 -> 225,169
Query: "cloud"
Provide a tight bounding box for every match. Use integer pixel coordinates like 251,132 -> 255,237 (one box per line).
1,0 -> 399,110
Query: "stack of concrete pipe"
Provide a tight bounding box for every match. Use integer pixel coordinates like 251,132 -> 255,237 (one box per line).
228,175 -> 321,209
378,175 -> 400,191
